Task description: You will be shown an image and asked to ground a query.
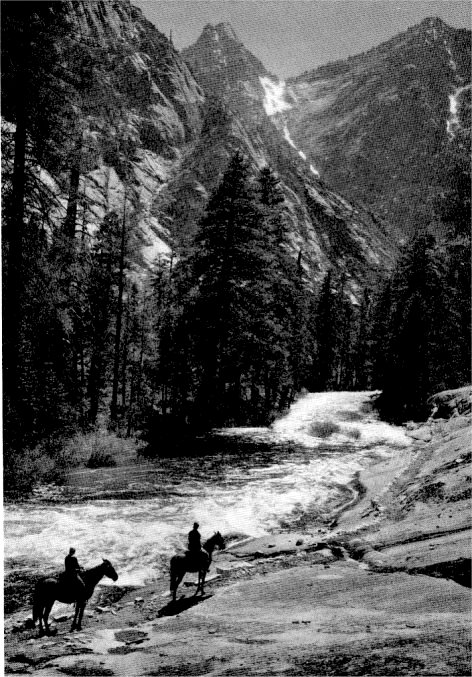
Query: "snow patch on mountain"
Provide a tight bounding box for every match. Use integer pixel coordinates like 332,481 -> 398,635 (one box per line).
447,83 -> 471,139
260,75 -> 321,178
260,77 -> 292,116
283,123 -> 320,178
282,123 -> 297,149
443,41 -> 457,72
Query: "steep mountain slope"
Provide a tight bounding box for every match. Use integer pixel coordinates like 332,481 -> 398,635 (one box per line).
177,23 -> 397,288
2,0 -> 204,263
284,17 -> 471,235
2,2 -> 398,292
182,22 -> 272,120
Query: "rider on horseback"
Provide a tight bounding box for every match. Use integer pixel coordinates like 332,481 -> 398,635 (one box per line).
188,523 -> 201,554
186,522 -> 204,567
64,548 -> 86,597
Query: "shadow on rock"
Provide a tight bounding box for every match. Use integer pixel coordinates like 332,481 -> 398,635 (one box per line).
157,595 -> 212,617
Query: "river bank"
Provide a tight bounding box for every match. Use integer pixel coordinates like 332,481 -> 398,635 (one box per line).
4,389 -> 471,676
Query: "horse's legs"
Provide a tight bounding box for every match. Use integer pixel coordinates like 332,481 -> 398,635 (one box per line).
176,573 -> 185,601
71,603 -> 80,631
37,607 -> 45,637
200,569 -> 206,596
77,602 -> 86,631
172,572 -> 185,602
195,569 -> 207,596
170,571 -> 176,601
43,602 -> 54,636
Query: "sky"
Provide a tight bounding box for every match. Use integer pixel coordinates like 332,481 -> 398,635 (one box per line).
134,1 -> 471,78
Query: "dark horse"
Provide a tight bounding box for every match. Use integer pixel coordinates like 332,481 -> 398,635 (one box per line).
31,559 -> 118,635
170,532 -> 225,602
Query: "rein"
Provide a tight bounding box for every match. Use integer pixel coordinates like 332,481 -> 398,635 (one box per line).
81,563 -> 106,588
203,533 -> 223,555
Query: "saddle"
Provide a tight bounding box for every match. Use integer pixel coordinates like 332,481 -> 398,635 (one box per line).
185,549 -> 209,572
57,571 -> 86,600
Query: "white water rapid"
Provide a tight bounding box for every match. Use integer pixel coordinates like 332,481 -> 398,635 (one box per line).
5,392 -> 410,591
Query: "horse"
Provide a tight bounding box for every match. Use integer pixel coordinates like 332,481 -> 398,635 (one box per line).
31,559 -> 118,636
170,532 -> 225,602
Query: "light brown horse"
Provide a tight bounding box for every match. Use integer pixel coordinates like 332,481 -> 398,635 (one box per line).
170,532 -> 225,602
31,559 -> 118,635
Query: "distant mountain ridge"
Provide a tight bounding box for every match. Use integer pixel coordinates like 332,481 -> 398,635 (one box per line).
1,2 -> 400,298
283,16 -> 471,234
179,20 -> 398,290
12,4 -> 470,293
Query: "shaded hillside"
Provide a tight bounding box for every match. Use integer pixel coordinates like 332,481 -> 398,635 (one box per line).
2,0 -> 204,262
285,17 -> 471,235
2,4 -> 398,289
177,23 -> 398,289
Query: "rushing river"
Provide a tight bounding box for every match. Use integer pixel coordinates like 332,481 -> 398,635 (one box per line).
4,392 -> 410,596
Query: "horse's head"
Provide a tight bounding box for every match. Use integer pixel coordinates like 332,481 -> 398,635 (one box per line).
102,559 -> 119,582
214,531 -> 226,551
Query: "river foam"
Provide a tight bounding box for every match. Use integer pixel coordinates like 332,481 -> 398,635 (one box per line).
5,392 -> 410,588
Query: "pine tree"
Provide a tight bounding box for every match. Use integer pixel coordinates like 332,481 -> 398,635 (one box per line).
312,271 -> 336,390
163,155 -> 311,428
2,2 -> 70,415
435,151 -> 471,385
352,288 -> 373,389
376,230 -> 463,420
189,152 -> 264,423
86,211 -> 121,425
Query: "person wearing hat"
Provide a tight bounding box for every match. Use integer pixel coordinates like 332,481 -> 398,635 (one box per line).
187,522 -> 201,554
64,548 -> 86,596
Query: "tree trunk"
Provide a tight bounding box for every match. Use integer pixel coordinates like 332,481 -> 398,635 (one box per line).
110,189 -> 128,427
64,135 -> 82,238
4,93 -> 28,407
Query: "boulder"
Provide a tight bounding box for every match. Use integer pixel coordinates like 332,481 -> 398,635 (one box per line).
428,386 -> 472,418
52,614 -> 70,622
408,427 -> 432,442
445,416 -> 471,434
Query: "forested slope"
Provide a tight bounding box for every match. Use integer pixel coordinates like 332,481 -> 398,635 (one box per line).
2,2 -> 470,493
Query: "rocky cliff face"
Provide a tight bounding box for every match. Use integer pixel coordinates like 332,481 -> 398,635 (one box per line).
3,1 -> 403,291
2,0 -> 205,263
182,22 -> 271,121
284,17 -> 471,235
178,22 -> 397,289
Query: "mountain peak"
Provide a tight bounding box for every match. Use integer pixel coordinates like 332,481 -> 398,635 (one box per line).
201,21 -> 240,43
182,22 -> 269,103
419,16 -> 449,30
413,16 -> 455,40
215,22 -> 240,42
